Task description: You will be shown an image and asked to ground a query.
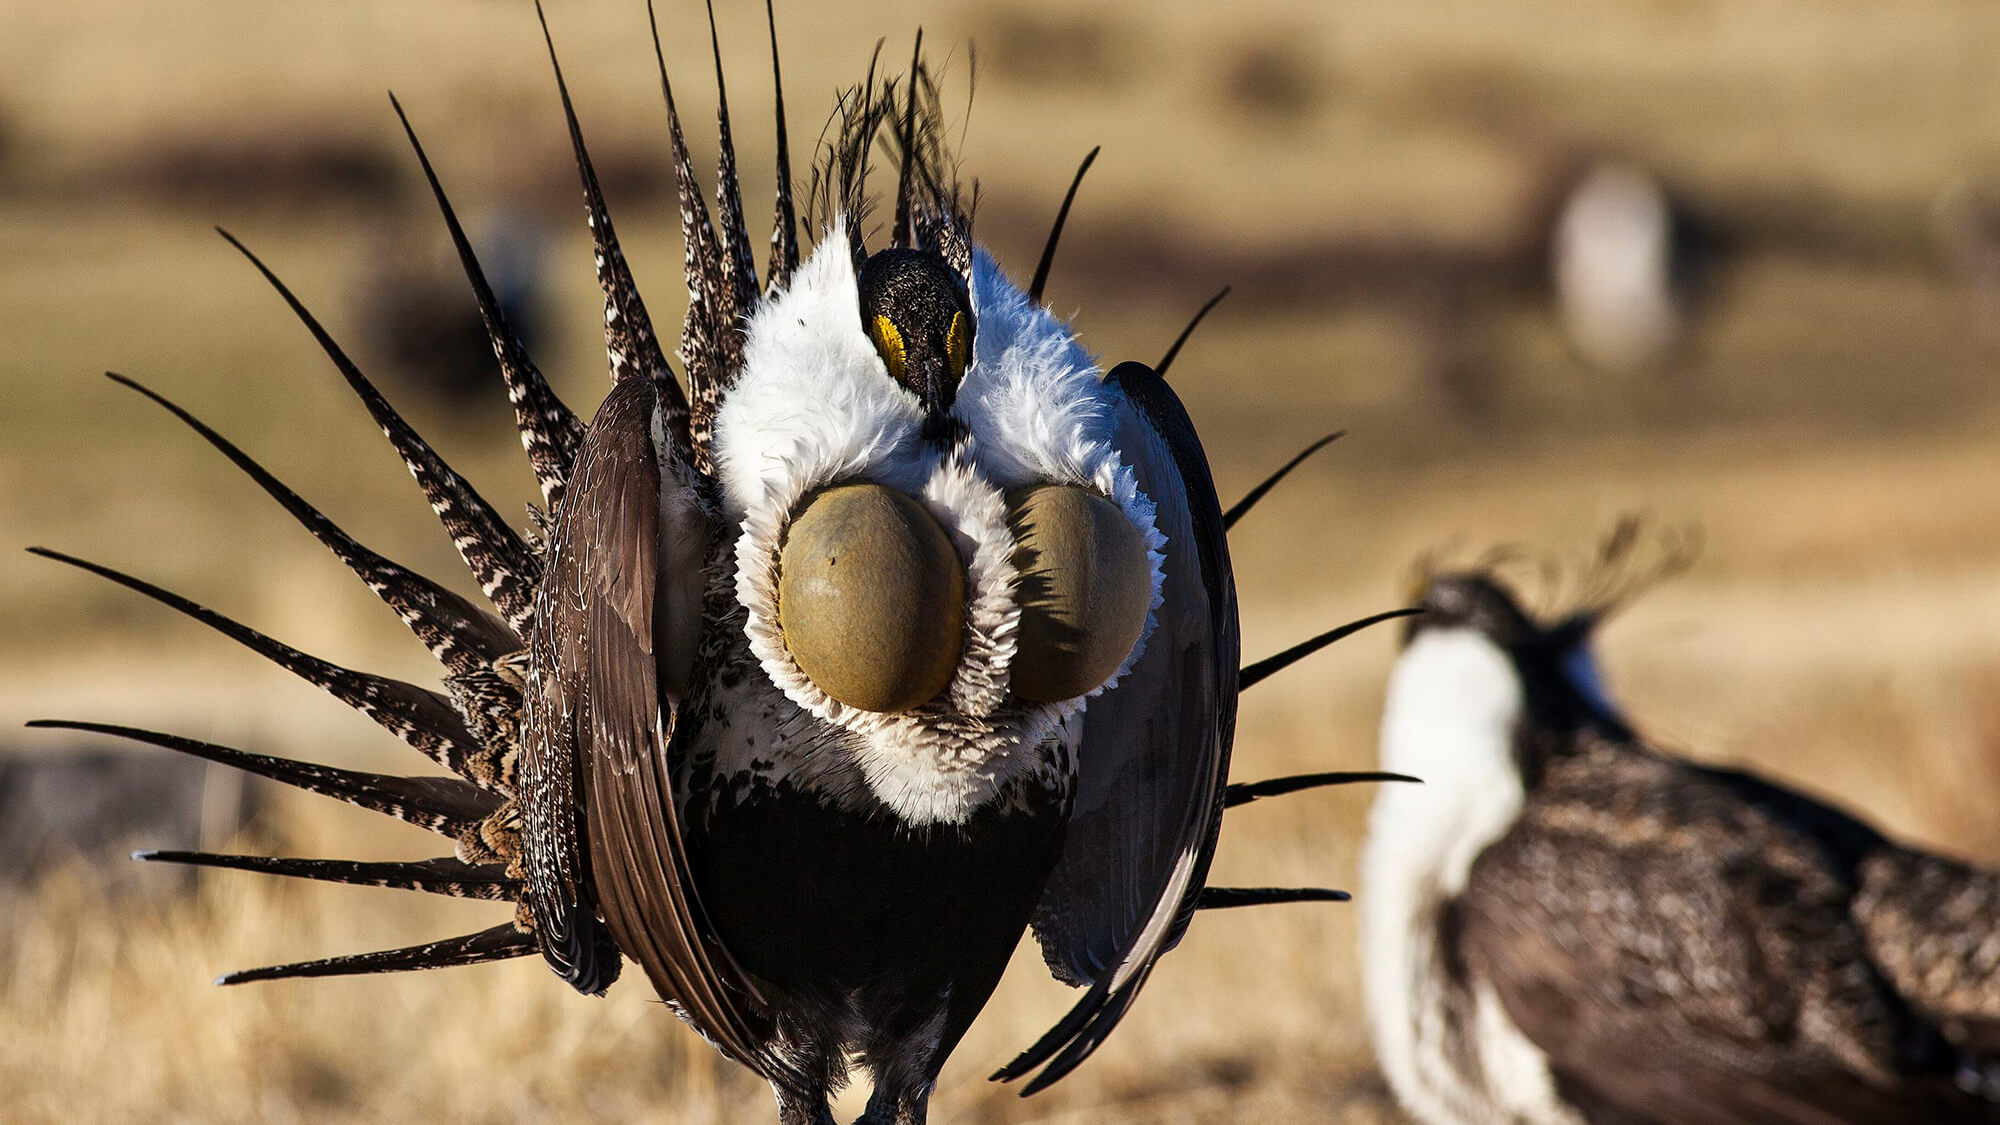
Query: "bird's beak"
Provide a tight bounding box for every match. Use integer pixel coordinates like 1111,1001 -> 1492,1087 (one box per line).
915,354 -> 958,441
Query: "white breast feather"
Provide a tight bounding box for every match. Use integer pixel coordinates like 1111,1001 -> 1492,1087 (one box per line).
707,231 -> 1166,826
1364,627 -> 1579,1125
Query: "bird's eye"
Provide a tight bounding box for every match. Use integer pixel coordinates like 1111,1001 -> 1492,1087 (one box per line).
777,483 -> 964,713
868,315 -> 908,385
946,311 -> 971,380
1006,485 -> 1151,703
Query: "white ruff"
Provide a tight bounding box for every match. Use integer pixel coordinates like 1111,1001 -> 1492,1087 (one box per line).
710,228 -> 1164,825
1363,628 -> 1579,1125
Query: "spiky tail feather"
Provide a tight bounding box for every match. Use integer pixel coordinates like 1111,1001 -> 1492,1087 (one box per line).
37,0 -> 828,994
30,332 -> 544,978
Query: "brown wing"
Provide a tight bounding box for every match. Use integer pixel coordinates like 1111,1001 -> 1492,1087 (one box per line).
522,376 -> 790,1083
1458,748 -> 1986,1124
1856,848 -> 2000,1057
998,360 -> 1239,1094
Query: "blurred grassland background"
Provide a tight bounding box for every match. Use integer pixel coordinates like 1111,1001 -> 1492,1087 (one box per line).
2,0 -> 1999,1121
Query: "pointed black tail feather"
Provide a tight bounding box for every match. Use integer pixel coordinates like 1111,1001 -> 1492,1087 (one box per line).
1239,607 -> 1422,691
1157,286 -> 1230,376
27,720 -> 498,838
27,548 -> 498,788
1225,771 -> 1420,808
216,922 -> 536,986
703,0 -> 761,312
1027,146 -> 1099,305
105,373 -> 518,677
891,29 -> 925,248
1197,887 -> 1350,910
216,230 -> 541,632
137,850 -> 519,902
994,961 -> 1155,1096
808,41 -> 891,269
763,0 -> 799,292
388,94 -> 585,513
1222,431 -> 1342,532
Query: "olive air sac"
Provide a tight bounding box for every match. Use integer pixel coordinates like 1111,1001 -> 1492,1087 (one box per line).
777,484 -> 965,714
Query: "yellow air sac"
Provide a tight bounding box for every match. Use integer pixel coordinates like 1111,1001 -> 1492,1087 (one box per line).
1007,484 -> 1152,703
778,484 -> 965,713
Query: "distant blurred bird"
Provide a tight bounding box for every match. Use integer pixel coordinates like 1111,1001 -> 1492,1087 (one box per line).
30,4 -> 1398,1122
1549,160 -> 1720,375
1934,176 -> 2000,342
0,745 -> 258,896
1364,530 -> 2000,1125
361,209 -> 551,401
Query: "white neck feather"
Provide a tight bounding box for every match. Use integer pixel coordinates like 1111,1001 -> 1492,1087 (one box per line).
703,232 -> 1164,826
1368,627 -> 1528,897
1363,627 -> 1543,1125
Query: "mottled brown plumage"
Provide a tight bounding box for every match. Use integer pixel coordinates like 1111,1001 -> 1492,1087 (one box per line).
1367,565 -> 2000,1125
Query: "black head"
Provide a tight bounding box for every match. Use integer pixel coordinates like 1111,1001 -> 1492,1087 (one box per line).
1408,571 -> 1624,743
858,248 -> 974,440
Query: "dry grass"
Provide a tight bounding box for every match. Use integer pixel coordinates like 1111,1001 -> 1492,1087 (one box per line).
4,0 -> 2000,1121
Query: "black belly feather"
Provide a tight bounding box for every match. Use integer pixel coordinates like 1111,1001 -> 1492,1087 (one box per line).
689,775 -> 1070,1051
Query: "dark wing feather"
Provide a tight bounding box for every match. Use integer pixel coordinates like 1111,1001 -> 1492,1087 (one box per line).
1856,848 -> 2000,1056
521,376 -> 794,1084
1002,360 -> 1238,1093
1457,747 -> 1989,1124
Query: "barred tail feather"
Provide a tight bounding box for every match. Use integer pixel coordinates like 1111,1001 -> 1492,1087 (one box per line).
389,94 -> 585,512
26,548 -> 498,788
538,2 -> 685,412
703,0 -> 760,312
136,851 -> 520,902
642,0 -> 736,468
105,373 -> 518,676
217,230 -> 541,631
26,720 -> 498,837
216,923 -> 536,986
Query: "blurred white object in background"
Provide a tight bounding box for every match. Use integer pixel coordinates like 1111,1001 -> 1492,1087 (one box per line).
1551,161 -> 1684,374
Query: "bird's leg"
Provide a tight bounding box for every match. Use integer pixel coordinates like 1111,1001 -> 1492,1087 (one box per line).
854,1080 -> 931,1125
855,1032 -> 942,1125
770,1020 -> 842,1125
774,1090 -> 837,1125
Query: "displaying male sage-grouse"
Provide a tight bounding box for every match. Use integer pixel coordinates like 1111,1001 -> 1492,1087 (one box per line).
29,5 -> 1402,1122
1364,534 -> 2000,1125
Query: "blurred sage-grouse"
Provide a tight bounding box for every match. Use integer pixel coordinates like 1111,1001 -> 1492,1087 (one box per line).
1365,536 -> 2000,1125
30,5 -> 1404,1122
